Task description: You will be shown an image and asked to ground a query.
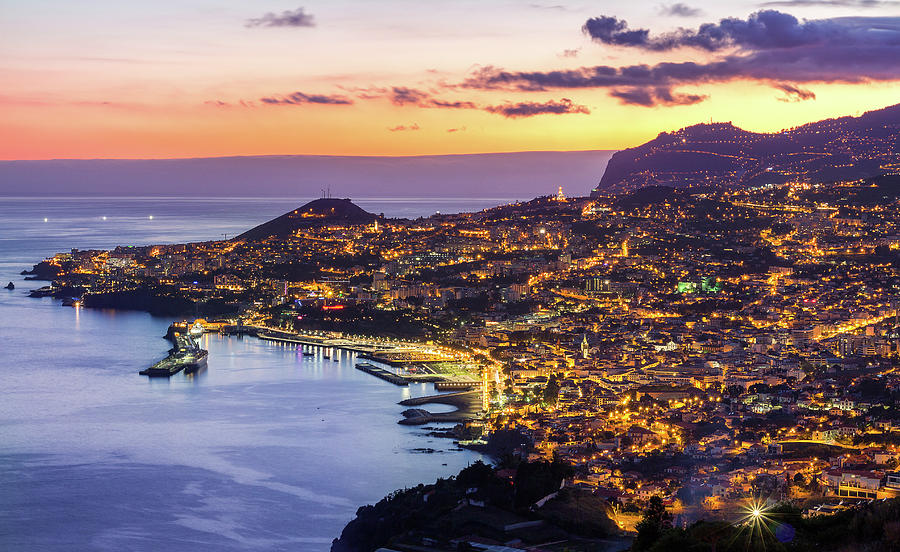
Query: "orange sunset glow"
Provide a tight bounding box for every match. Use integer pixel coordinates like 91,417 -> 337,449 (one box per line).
1,1 -> 899,159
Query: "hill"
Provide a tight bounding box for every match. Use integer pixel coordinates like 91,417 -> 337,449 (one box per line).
235,198 -> 377,241
592,103 -> 900,195
331,460 -> 621,552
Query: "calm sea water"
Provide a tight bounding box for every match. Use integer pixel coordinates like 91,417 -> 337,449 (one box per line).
0,197 -> 496,551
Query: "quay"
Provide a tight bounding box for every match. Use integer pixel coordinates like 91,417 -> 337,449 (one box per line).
358,350 -> 454,367
355,362 -> 409,386
232,325 -> 392,355
434,380 -> 481,391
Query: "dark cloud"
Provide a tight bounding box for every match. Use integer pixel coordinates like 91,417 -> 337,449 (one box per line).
582,16 -> 651,48
259,92 -> 352,105
246,7 -> 315,28
583,10 -> 900,52
388,123 -> 420,132
462,62 -> 727,91
659,3 -> 703,17
389,87 -> 430,106
484,99 -> 590,118
429,99 -> 478,109
464,12 -> 900,106
610,87 -> 708,106
774,82 -> 816,101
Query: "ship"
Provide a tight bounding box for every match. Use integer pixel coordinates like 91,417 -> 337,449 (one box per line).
140,334 -> 208,377
182,348 -> 209,374
189,321 -> 204,338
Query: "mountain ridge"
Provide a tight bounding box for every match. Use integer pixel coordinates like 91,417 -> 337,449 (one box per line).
592,103 -> 900,195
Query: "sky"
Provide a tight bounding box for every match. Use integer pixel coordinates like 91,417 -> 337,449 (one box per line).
1,0 -> 899,160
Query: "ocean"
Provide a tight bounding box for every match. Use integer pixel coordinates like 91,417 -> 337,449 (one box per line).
0,197 -> 500,551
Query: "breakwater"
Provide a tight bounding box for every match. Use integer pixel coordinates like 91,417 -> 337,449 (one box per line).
355,362 -> 409,386
397,391 -> 482,425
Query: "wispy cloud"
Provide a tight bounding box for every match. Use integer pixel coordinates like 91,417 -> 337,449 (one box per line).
446,127 -> 467,133
259,92 -> 352,105
388,123 -> 420,132
658,3 -> 703,17
528,3 -> 569,10
388,87 -> 477,109
484,98 -> 590,118
246,7 -> 315,28
774,82 -> 816,101
610,87 -> 707,106
381,86 -> 587,118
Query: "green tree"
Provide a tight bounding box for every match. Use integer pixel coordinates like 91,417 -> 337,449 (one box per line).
633,495 -> 673,551
543,373 -> 560,405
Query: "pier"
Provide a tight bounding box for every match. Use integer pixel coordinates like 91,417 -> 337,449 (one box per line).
355,362 -> 409,386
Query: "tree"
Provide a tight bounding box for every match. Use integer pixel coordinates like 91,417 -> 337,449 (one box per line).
543,374 -> 560,405
633,495 -> 673,551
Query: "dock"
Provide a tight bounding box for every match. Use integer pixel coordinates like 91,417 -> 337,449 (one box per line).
355,362 -> 409,386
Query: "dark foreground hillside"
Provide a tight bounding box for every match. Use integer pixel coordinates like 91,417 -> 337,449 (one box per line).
333,459 -> 900,552
331,460 -> 624,552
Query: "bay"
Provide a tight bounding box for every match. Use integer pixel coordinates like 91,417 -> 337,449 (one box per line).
0,197 -> 497,551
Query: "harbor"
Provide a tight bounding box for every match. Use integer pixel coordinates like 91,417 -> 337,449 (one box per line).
186,320 -> 487,388
164,319 -> 488,426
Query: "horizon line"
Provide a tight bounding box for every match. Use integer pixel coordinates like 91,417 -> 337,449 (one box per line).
0,148 -> 617,163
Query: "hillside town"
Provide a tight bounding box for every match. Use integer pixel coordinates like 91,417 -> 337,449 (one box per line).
28,174 -> 900,530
